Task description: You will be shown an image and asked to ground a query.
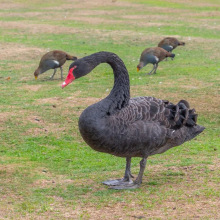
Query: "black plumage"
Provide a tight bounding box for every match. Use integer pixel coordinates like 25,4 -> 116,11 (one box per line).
62,51 -> 204,189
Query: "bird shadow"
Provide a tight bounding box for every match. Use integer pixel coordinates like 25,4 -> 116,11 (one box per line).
37,78 -> 63,82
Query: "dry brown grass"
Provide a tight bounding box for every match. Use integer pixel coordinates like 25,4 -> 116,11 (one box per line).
131,84 -> 220,116
0,42 -> 44,61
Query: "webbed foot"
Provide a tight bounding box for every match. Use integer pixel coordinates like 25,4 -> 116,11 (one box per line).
102,178 -> 133,186
109,182 -> 140,190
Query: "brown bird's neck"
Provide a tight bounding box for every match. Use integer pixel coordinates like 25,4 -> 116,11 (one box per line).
34,68 -> 41,76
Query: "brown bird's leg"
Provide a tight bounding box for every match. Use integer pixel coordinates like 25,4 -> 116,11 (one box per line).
110,157 -> 147,190
152,63 -> 158,74
50,68 -> 57,79
60,66 -> 63,80
102,157 -> 134,186
146,64 -> 156,75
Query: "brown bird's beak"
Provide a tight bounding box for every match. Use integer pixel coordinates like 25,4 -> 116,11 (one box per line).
137,67 -> 140,72
35,76 -> 38,80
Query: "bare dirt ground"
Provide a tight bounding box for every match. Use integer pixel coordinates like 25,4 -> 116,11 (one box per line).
0,43 -> 45,61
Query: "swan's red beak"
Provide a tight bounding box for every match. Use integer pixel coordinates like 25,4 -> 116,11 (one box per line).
62,67 -> 76,88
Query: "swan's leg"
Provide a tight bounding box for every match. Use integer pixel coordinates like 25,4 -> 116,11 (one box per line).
134,158 -> 147,184
110,157 -> 147,190
124,157 -> 134,179
102,157 -> 134,186
50,68 -> 57,79
60,66 -> 63,80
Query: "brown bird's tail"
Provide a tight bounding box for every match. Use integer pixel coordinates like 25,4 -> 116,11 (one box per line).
179,41 -> 185,46
167,52 -> 175,58
66,54 -> 77,61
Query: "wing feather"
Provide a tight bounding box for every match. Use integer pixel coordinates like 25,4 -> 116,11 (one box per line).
114,96 -> 197,130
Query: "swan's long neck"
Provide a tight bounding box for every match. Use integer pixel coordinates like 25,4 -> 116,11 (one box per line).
88,52 -> 130,114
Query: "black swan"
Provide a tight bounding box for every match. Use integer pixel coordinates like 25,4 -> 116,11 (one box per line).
158,37 -> 185,52
137,47 -> 175,75
34,50 -> 77,80
62,51 -> 204,189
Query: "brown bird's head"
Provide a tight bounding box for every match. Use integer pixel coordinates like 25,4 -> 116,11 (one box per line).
166,52 -> 175,59
34,68 -> 40,80
137,62 -> 144,72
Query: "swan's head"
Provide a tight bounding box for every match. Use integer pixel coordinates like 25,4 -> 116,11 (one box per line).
62,58 -> 91,88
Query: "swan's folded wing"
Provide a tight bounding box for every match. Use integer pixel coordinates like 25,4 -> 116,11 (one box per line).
115,96 -> 197,130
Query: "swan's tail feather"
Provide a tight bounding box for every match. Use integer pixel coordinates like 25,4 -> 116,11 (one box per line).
164,99 -> 199,129
186,110 -> 198,127
184,124 -> 205,142
169,124 -> 205,147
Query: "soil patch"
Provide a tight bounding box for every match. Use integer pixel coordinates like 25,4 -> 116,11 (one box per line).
36,95 -> 101,108
24,115 -> 65,136
36,97 -> 63,105
0,112 -> 13,124
0,21 -> 83,35
0,42 -> 44,61
0,2 -> 24,10
21,84 -> 42,92
32,170 -> 75,189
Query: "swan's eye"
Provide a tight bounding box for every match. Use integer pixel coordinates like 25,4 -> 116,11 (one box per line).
70,65 -> 77,73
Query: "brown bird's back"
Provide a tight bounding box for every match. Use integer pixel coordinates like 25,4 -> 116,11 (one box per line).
158,37 -> 185,52
39,50 -> 76,67
141,47 -> 172,62
137,47 -> 175,75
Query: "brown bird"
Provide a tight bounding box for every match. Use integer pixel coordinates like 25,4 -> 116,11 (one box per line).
158,37 -> 185,53
34,50 -> 77,80
137,47 -> 175,75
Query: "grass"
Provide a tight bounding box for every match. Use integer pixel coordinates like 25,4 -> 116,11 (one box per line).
0,0 -> 220,219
